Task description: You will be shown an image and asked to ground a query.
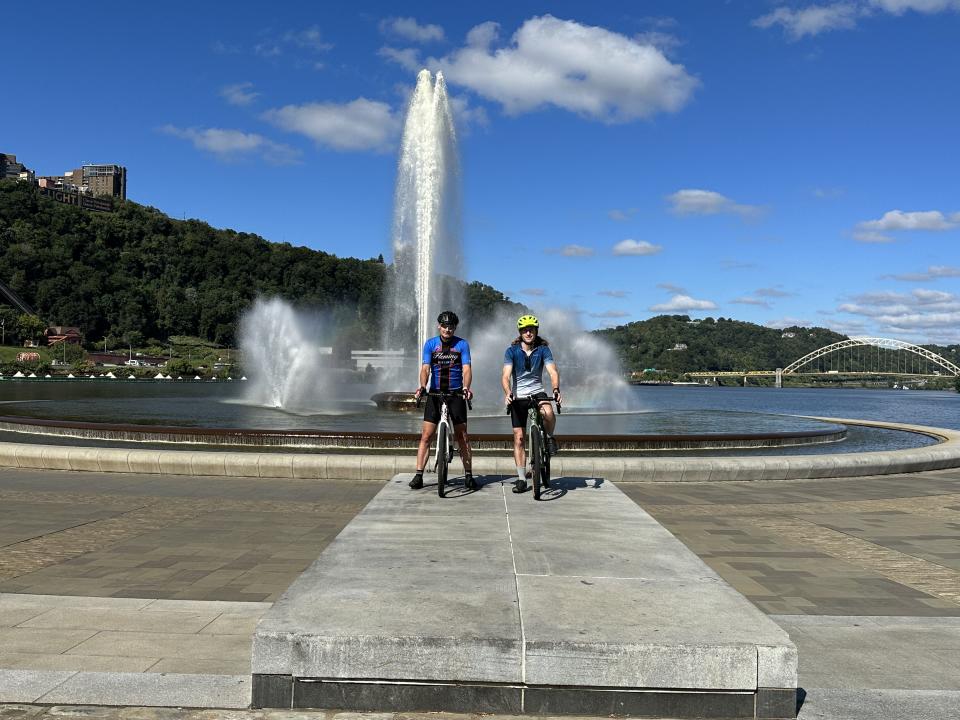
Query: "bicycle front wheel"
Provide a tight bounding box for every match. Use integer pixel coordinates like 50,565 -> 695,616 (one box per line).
437,423 -> 448,497
530,425 -> 544,500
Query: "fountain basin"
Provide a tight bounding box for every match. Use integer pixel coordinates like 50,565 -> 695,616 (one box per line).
0,414 -> 846,453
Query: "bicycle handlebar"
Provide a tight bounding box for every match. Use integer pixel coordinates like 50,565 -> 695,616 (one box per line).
505,395 -> 562,415
416,389 -> 472,411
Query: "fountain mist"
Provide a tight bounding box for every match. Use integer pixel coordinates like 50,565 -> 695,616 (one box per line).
383,69 -> 463,357
240,298 -> 341,413
469,307 -> 640,412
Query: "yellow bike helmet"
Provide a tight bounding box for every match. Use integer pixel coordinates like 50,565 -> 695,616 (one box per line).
517,314 -> 539,330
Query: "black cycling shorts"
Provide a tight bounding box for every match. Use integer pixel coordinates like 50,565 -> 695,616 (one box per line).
423,394 -> 468,426
509,392 -> 551,429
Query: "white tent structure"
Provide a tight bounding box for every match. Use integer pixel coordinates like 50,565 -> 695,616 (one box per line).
27,372 -> 37,378
67,373 -> 75,379
13,371 -> 24,378
127,374 -> 136,380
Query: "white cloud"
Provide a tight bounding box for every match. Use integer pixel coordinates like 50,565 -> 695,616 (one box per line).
220,82 -> 259,106
431,15 -> 699,123
869,0 -> 960,13
160,125 -> 300,164
754,0 -> 960,40
650,294 -> 717,312
853,209 -> 960,242
612,239 -> 662,256
379,46 -> 422,72
753,3 -> 861,39
598,290 -> 630,298
263,99 -> 399,152
667,189 -> 762,218
884,265 -> 960,282
380,17 -> 445,43
520,288 -> 546,296
836,288 -> 960,342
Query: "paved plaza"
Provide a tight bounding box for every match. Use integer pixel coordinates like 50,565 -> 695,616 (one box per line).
1,465 -> 960,718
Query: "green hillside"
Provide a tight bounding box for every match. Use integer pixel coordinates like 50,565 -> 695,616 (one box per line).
0,180 -> 518,348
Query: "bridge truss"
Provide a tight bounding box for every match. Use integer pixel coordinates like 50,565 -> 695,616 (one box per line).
783,337 -> 960,377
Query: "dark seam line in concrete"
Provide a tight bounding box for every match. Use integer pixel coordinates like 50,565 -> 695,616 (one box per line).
500,482 -> 526,696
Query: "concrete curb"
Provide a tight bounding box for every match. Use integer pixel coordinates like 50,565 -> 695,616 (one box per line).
0,417 -> 958,482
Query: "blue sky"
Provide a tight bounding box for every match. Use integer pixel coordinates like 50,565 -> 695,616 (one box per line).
4,1 -> 960,343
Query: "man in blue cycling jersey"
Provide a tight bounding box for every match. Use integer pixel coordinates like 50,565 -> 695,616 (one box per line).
410,310 -> 475,490
501,314 -> 562,493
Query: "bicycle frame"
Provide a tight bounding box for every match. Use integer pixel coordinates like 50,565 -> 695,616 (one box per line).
432,400 -> 454,473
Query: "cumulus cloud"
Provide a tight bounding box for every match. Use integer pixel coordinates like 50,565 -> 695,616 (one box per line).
380,17 -> 445,43
883,265 -> 960,282
429,15 -> 699,123
159,125 -> 300,164
667,189 -> 762,218
520,288 -> 547,296
853,209 -> 960,242
612,239 -> 662,255
754,0 -> 960,39
220,82 -> 259,106
836,288 -> 960,342
650,294 -> 717,312
598,290 -> 630,298
263,98 -> 399,152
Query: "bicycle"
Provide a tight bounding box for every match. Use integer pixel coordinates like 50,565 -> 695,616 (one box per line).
507,394 -> 561,500
417,389 -> 472,497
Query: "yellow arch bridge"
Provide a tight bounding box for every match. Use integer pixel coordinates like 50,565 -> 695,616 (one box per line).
686,337 -> 960,387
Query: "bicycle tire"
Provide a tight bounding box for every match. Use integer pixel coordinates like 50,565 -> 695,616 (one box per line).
530,424 -> 543,500
437,423 -> 448,497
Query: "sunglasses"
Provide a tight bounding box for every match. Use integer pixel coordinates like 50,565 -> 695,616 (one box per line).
439,323 -> 457,329
520,326 -> 537,333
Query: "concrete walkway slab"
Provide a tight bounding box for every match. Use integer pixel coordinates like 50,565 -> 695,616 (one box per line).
252,475 -> 798,718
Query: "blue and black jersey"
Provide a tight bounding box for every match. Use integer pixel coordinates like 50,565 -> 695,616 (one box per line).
422,336 -> 471,391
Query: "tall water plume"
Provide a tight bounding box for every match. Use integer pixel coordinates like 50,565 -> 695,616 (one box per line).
383,69 -> 463,357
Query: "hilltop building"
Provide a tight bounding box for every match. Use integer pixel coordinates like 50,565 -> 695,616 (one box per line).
1,153 -> 34,181
40,164 -> 126,199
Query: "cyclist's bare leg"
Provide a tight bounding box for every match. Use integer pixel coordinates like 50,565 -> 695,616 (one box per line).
416,421 -> 437,472
540,403 -> 556,435
453,423 -> 472,473
512,427 -> 526,468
